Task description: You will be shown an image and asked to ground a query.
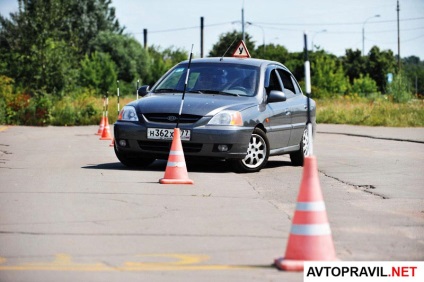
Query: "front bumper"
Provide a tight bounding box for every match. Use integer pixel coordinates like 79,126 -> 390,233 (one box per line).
114,121 -> 253,160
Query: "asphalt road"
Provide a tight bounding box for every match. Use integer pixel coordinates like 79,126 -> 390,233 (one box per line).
0,124 -> 423,282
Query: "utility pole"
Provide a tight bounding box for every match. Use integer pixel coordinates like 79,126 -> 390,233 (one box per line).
397,0 -> 401,71
200,17 -> 204,58
143,28 -> 148,50
362,15 -> 380,56
241,8 -> 245,41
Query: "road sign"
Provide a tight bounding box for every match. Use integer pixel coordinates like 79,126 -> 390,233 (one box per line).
387,73 -> 393,83
232,40 -> 251,58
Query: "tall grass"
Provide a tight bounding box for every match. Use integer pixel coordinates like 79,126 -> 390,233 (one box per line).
1,88 -> 423,127
51,94 -> 136,126
316,95 -> 424,127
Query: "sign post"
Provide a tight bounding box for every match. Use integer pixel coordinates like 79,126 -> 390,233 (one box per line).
304,32 -> 313,156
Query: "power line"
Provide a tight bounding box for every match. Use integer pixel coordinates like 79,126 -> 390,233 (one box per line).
129,22 -> 233,35
127,17 -> 424,36
255,17 -> 424,27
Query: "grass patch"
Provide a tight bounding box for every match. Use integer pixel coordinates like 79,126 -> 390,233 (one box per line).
316,96 -> 424,127
1,90 -> 423,127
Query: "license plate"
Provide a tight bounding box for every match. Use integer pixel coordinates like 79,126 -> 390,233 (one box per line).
147,128 -> 191,141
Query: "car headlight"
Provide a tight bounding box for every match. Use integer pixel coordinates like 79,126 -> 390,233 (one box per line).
208,110 -> 243,126
118,106 -> 139,121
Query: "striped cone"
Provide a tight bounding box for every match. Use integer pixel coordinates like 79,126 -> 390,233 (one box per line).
159,128 -> 194,184
274,156 -> 337,271
96,116 -> 105,135
99,116 -> 112,140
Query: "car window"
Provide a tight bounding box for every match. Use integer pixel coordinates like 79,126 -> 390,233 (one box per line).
277,69 -> 296,96
156,67 -> 185,90
266,69 -> 283,94
153,62 -> 259,97
292,76 -> 302,94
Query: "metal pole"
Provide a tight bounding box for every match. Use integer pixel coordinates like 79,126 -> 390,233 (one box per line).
397,0 -> 401,71
362,15 -> 380,56
304,32 -> 313,156
117,80 -> 120,115
200,17 -> 204,58
136,79 -> 139,100
241,8 -> 245,41
143,28 -> 148,50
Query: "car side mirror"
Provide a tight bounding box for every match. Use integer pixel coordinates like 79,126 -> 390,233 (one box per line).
268,90 -> 287,103
138,85 -> 150,97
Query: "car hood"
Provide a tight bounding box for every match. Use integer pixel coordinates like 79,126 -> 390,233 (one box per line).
132,93 -> 257,116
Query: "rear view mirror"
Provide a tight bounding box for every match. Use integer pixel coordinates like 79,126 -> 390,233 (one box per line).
268,90 -> 287,103
138,85 -> 150,97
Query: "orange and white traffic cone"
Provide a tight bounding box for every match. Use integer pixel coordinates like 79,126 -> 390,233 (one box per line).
100,117 -> 112,140
96,116 -> 105,135
274,155 -> 338,271
100,97 -> 112,140
159,128 -> 194,184
96,98 -> 106,135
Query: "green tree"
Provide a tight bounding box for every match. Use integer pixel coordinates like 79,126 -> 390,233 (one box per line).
255,44 -> 290,63
60,0 -> 123,55
402,56 -> 424,96
343,49 -> 366,84
80,51 -> 117,94
311,51 -> 349,98
0,0 -> 123,94
284,51 -> 304,83
365,46 -> 396,93
91,31 -> 151,84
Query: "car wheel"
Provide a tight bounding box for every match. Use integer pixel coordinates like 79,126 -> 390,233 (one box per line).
114,146 -> 155,168
290,128 -> 310,166
231,128 -> 269,173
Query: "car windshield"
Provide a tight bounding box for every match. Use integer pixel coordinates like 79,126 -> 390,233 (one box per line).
153,62 -> 259,97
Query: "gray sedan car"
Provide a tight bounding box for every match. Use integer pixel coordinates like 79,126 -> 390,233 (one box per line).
113,57 -> 316,173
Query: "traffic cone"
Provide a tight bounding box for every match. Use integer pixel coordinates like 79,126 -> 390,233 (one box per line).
96,97 -> 106,135
96,116 -> 105,135
159,128 -> 194,184
274,155 -> 337,271
99,116 -> 112,140
109,138 -> 115,147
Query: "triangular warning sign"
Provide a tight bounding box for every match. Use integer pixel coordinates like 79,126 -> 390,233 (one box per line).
232,40 -> 251,58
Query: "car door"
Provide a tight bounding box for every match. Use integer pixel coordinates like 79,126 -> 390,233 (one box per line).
276,69 -> 307,146
265,67 -> 292,150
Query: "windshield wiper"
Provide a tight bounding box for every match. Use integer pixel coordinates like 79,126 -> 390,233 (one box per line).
194,89 -> 239,97
154,88 -> 183,93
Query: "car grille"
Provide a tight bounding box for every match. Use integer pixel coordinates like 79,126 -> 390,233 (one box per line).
143,113 -> 202,124
138,140 -> 203,153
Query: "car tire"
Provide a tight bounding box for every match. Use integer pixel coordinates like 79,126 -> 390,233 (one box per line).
290,128 -> 310,166
114,146 -> 155,168
231,128 -> 270,173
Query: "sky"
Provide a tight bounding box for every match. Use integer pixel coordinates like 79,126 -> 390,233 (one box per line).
1,0 -> 424,59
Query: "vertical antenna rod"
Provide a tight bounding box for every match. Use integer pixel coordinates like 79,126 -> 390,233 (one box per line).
176,44 -> 194,129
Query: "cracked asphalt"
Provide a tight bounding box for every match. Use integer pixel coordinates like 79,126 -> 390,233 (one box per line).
0,125 -> 423,282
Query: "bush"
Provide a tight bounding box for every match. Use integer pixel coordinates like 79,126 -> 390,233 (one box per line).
51,90 -> 101,126
350,74 -> 379,97
388,73 -> 413,103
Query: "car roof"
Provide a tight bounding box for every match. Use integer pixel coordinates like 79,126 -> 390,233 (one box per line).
179,57 -> 288,70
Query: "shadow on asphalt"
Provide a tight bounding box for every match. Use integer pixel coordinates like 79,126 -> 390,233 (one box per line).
82,159 -> 233,173
83,158 -> 294,174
